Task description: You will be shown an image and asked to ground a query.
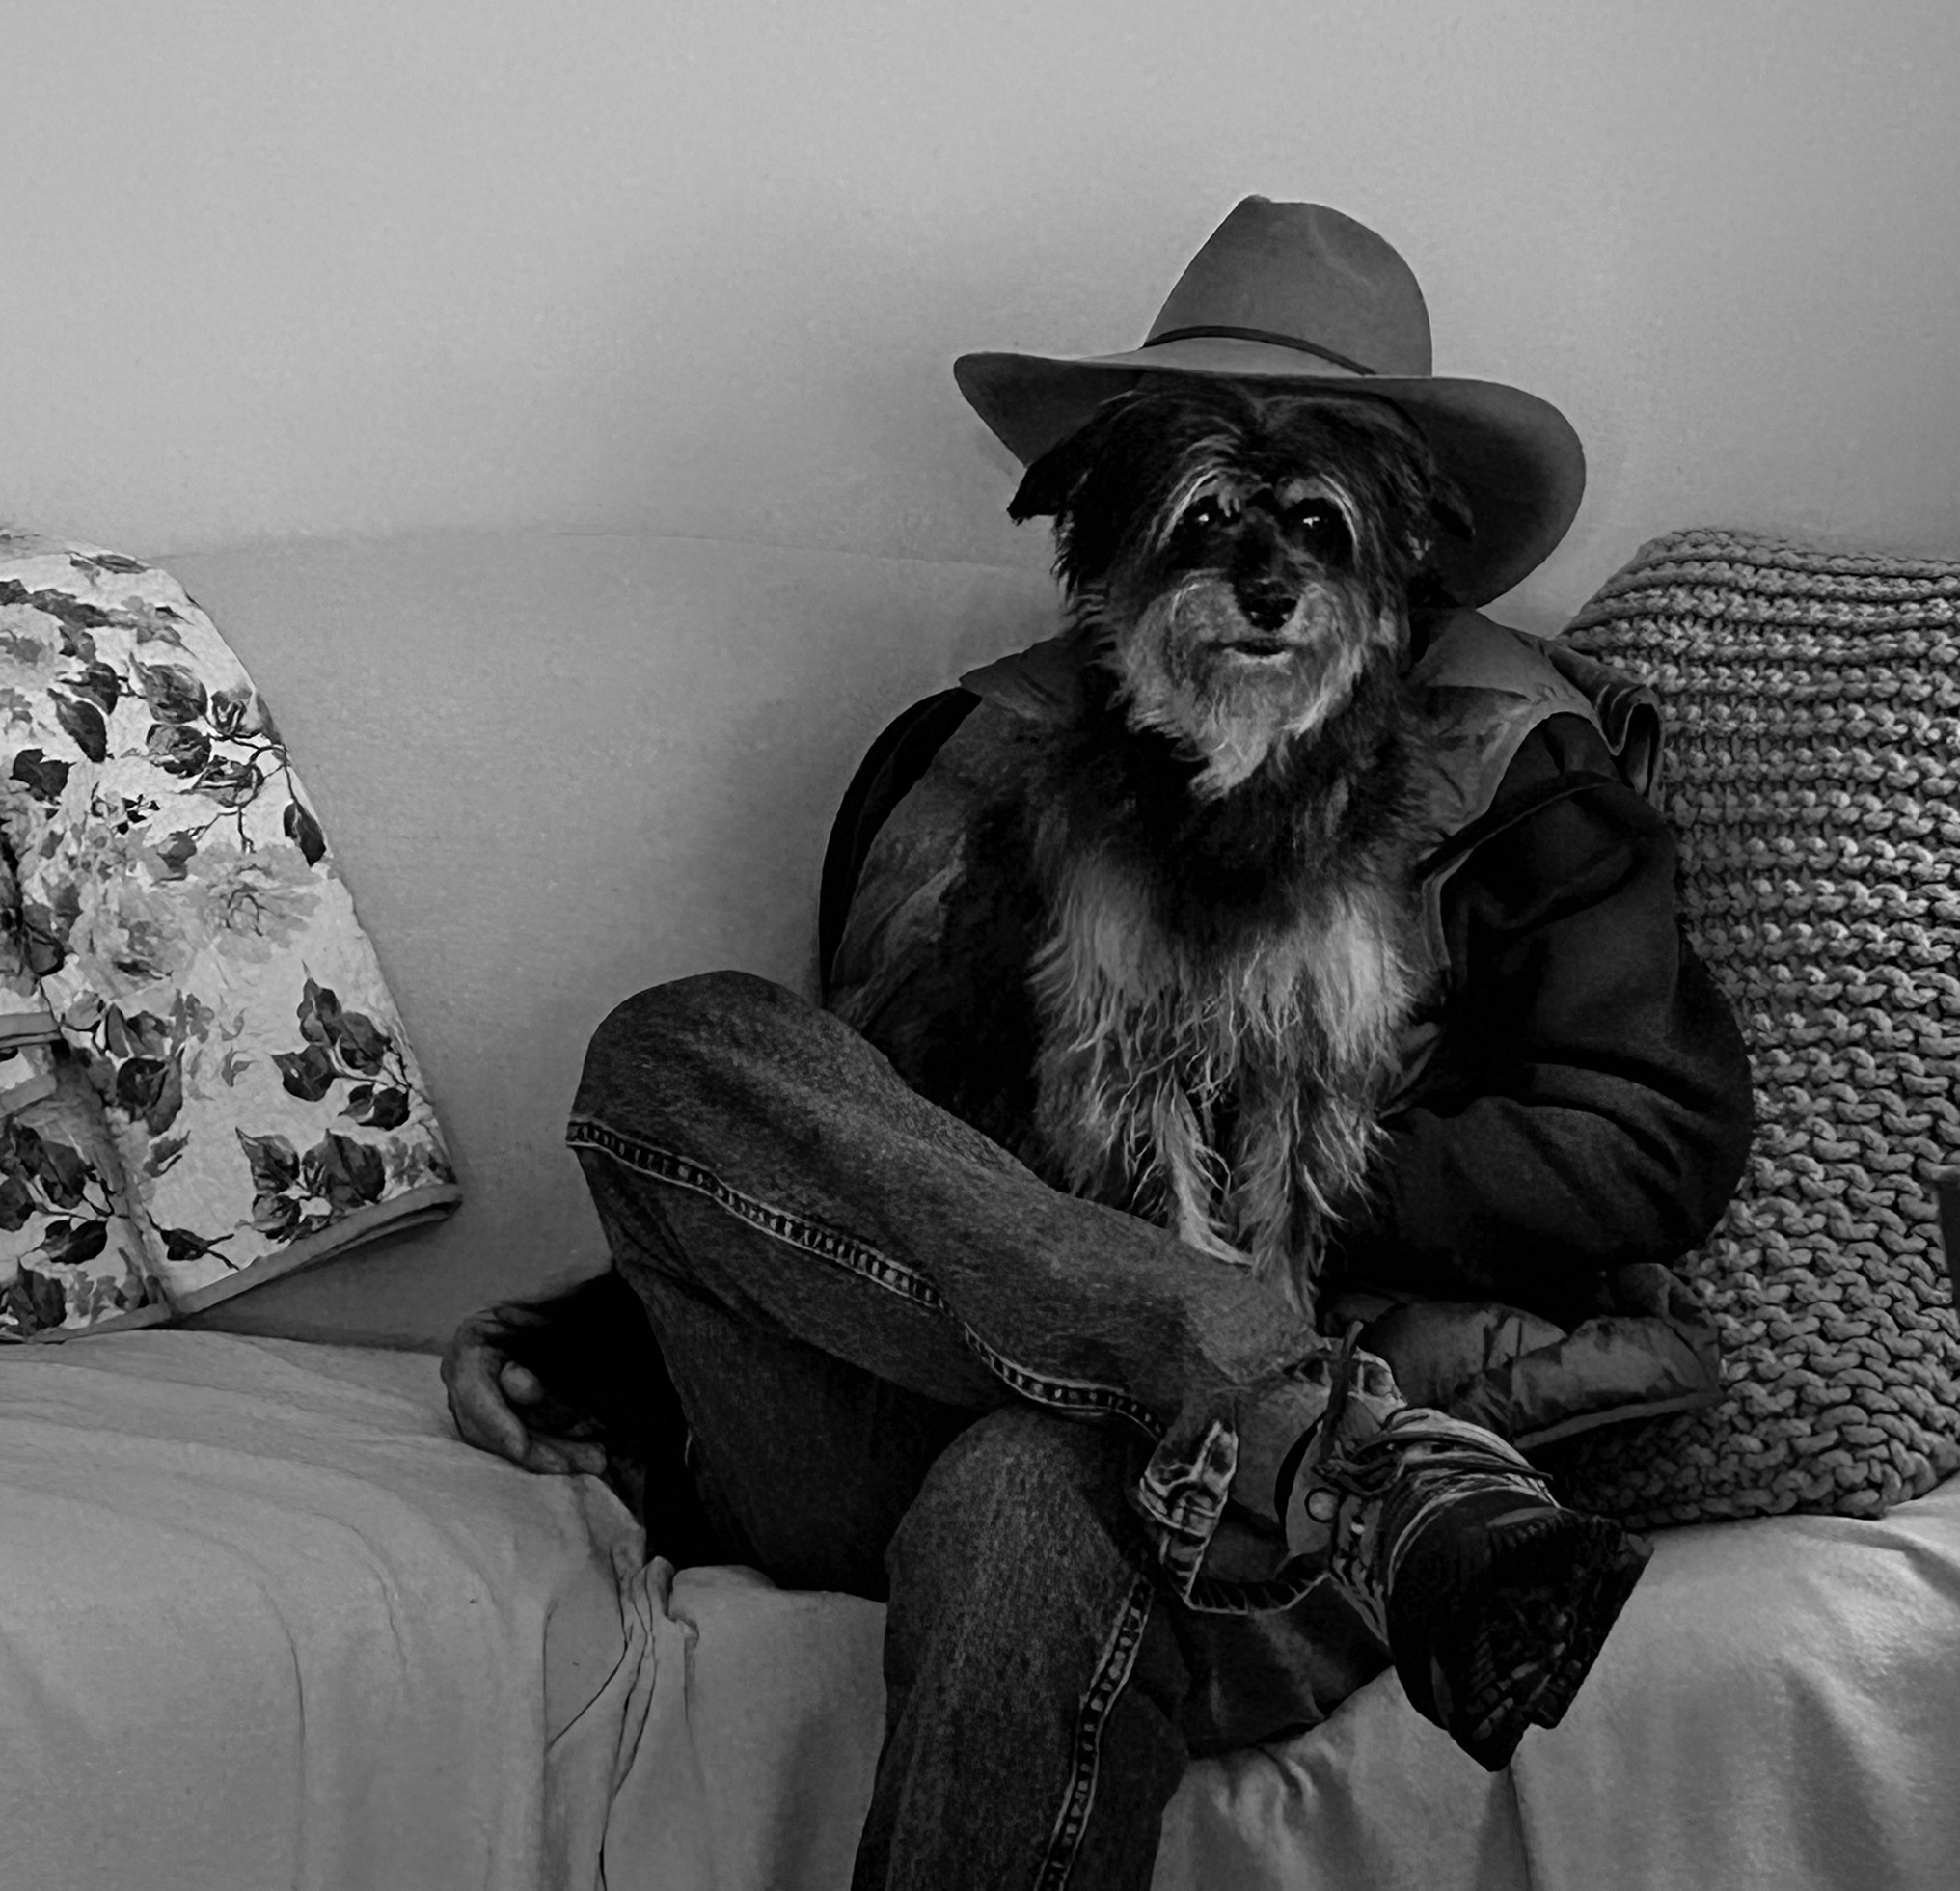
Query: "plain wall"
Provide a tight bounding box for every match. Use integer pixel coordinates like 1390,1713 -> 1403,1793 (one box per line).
4,1 -> 1959,630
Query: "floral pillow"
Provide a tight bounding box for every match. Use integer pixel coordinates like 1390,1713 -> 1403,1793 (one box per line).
0,534 -> 460,1340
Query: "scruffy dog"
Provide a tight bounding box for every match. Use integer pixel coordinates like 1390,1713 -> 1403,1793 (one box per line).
1001,375 -> 1463,1305
488,372 -> 1653,1769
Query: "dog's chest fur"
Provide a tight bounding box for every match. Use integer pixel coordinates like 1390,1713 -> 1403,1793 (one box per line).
1022,700 -> 1427,1300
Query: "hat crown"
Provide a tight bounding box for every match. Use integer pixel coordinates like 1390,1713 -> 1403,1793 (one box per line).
1144,198 -> 1432,378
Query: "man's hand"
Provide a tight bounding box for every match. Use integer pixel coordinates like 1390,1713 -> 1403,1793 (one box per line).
441,1303 -> 609,1476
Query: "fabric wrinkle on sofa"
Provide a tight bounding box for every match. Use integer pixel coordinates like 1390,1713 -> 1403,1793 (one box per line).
0,1330 -> 650,1891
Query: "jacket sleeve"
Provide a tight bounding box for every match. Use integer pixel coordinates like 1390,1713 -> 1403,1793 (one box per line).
1329,713 -> 1756,1317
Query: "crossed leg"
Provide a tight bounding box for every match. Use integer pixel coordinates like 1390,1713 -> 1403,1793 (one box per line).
568,970 -> 1643,1888
568,972 -> 1402,1888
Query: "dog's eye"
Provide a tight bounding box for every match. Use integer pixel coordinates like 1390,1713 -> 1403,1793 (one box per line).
1285,499 -> 1352,564
1180,497 -> 1226,534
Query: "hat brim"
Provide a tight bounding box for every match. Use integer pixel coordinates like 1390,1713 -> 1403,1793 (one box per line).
953,336 -> 1584,607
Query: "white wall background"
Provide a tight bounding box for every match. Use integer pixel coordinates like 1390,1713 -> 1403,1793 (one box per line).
4,0 -> 1959,629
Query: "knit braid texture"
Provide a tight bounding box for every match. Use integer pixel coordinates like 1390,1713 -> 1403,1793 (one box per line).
1541,527 -> 1960,1528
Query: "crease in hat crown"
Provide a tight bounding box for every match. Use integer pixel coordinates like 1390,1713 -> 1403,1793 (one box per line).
1141,199 -> 1434,378
951,194 -> 1587,607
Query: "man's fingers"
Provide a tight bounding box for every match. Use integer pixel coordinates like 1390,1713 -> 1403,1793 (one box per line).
443,1328 -> 535,1463
453,1367 -> 532,1463
456,1378 -> 603,1474
499,1360 -> 544,1405
442,1304 -> 608,1478
522,1437 -> 609,1477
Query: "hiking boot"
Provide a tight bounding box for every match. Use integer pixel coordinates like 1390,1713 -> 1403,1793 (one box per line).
1276,1331 -> 1650,1771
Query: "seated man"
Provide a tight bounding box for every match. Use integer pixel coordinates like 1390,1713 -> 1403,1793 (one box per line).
445,199 -> 1754,1891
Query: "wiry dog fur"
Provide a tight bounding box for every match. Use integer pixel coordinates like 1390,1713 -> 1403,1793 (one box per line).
1006,379 -> 1468,1306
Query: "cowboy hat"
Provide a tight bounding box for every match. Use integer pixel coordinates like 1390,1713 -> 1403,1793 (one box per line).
954,197 -> 1584,606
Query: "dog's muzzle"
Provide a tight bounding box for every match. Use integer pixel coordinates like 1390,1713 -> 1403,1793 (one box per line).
1232,580 -> 1297,635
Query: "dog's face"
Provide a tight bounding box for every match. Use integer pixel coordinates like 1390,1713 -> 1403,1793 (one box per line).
1010,378 -> 1467,796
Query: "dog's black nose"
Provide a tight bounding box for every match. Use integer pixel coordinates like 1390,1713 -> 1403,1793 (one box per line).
1234,585 -> 1295,633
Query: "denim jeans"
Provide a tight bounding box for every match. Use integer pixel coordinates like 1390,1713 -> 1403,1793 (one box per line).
568,971 -> 1391,1891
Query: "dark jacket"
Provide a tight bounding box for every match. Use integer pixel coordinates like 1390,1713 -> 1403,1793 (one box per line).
819,610 -> 1755,1455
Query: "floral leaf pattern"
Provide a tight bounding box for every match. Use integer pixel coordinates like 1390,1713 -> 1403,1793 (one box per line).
11,751 -> 69,803
136,662 -> 208,726
0,1049 -> 164,1340
51,694 -> 108,763
284,799 -> 326,866
0,537 -> 461,1339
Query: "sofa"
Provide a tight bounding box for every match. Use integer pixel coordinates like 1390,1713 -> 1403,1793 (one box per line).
2,528 -> 1956,1891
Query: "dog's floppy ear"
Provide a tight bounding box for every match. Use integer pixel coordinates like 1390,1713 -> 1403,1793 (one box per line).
1005,389 -> 1155,525
1402,470 -> 1474,572
1402,468 -> 1475,611
1387,449 -> 1475,581
1007,426 -> 1096,525
1429,465 -> 1475,546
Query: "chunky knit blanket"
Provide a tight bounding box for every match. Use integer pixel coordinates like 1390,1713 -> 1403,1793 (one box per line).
1542,528 -> 1960,1527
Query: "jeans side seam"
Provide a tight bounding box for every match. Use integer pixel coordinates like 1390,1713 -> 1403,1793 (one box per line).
1181,1565 -> 1334,1615
565,1116 -> 1166,1439
953,1320 -> 1164,1439
1032,1570 -> 1156,1891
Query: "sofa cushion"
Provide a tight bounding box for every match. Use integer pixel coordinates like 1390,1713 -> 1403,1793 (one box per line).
1541,527 -> 1960,1526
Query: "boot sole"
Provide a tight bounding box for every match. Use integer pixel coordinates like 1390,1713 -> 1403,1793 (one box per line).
1393,1505 -> 1651,1772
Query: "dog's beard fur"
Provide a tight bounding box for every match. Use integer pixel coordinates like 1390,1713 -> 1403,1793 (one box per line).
1110,569 -> 1398,797
1006,380 -> 1466,1306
